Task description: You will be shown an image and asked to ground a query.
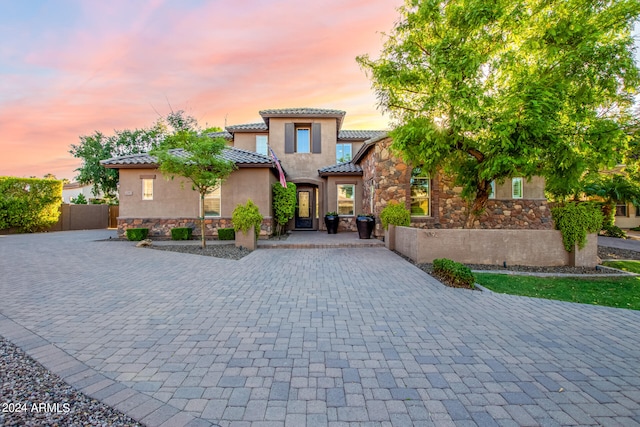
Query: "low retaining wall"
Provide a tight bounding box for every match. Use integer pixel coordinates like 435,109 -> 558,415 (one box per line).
117,217 -> 273,239
387,226 -> 598,267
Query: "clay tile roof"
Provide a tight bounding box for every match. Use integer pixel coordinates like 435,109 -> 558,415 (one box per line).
101,146 -> 273,168
338,130 -> 387,141
259,108 -> 346,117
318,162 -> 363,177
207,130 -> 233,139
225,122 -> 268,132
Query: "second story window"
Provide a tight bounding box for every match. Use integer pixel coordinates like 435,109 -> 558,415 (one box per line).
256,135 -> 268,156
296,127 -> 310,153
336,143 -> 352,162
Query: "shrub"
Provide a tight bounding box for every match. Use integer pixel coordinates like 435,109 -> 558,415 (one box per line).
631,226 -> 640,232
70,193 -> 88,204
602,224 -> 627,239
432,258 -> 476,289
232,199 -> 263,239
380,201 -> 411,229
218,228 -> 235,240
551,201 -> 603,251
126,228 -> 149,241
171,227 -> 193,240
273,182 -> 296,236
0,177 -> 62,232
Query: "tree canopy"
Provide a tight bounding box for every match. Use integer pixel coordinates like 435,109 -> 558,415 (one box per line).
69,111 -> 211,200
358,0 -> 640,227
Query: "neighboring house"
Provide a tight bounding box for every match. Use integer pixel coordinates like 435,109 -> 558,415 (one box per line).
102,107 -> 552,238
62,182 -> 103,203
614,202 -> 640,229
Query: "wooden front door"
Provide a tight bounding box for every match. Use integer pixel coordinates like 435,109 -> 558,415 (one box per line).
295,188 -> 314,229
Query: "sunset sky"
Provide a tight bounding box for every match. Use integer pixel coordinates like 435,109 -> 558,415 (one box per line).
1,2 -> 638,182
1,0 -> 402,181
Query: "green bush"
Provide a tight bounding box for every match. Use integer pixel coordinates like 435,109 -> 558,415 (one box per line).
218,228 -> 235,240
380,201 -> 411,230
432,258 -> 476,289
551,201 -> 603,251
273,182 -> 296,236
602,224 -> 627,239
70,193 -> 88,204
171,227 -> 192,240
126,228 -> 149,241
232,199 -> 263,239
0,177 -> 62,232
631,226 -> 640,232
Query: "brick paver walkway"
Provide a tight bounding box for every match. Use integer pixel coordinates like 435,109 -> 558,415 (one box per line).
1,230 -> 639,426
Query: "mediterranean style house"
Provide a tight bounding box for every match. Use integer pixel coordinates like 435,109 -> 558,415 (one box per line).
102,107 -> 553,238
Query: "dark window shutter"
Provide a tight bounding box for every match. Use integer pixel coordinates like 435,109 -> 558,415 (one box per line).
285,123 -> 294,153
312,123 -> 321,153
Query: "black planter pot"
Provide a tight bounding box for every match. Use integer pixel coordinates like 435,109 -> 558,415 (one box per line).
356,216 -> 375,239
324,215 -> 339,234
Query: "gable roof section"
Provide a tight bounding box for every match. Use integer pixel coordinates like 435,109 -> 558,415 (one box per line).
225,122 -> 268,132
351,133 -> 390,164
338,130 -> 387,141
318,162 -> 363,177
259,108 -> 346,130
208,130 -> 233,139
101,146 -> 273,169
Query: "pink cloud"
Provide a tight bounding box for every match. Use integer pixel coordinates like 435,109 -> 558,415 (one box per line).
0,0 -> 401,180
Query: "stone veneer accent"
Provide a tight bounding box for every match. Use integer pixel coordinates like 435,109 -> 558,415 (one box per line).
359,137 -> 552,234
118,217 -> 273,239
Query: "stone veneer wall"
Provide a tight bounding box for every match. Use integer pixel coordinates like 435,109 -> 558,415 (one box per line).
360,137 -> 553,232
436,174 -> 552,229
360,137 -> 411,237
118,217 -> 273,239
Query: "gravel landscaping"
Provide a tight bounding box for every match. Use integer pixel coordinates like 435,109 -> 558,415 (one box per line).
148,243 -> 252,260
0,336 -> 144,427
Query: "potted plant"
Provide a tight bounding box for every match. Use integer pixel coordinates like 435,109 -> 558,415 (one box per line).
356,213 -> 375,239
324,211 -> 339,234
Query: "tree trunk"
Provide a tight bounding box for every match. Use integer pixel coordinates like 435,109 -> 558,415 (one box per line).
464,180 -> 490,229
602,201 -> 615,228
200,192 -> 206,249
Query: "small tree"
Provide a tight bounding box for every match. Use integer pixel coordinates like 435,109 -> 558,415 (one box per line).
582,174 -> 640,229
70,193 -> 88,204
151,132 -> 234,249
272,182 -> 296,236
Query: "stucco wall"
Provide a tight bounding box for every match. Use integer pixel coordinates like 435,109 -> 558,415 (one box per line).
118,167 -> 273,219
392,226 -> 599,267
268,117 -> 338,180
614,203 -> 640,229
232,132 -> 268,153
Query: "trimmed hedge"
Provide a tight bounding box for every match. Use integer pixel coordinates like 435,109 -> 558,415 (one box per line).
126,228 -> 149,241
432,258 -> 476,289
0,177 -> 62,232
218,228 -> 235,240
171,227 -> 193,240
380,201 -> 411,230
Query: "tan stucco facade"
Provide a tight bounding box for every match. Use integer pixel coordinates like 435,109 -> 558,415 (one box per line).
118,167 -> 274,219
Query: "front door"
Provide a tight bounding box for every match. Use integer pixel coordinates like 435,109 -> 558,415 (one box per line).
295,188 -> 314,229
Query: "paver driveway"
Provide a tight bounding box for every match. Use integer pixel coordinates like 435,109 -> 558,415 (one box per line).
1,230 -> 639,426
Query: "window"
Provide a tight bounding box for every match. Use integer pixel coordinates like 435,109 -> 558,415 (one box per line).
142,179 -> 153,200
410,167 -> 430,216
204,186 -> 221,217
615,204 -> 627,217
256,135 -> 268,156
488,181 -> 496,199
337,184 -> 355,216
336,143 -> 352,162
512,177 -> 523,199
296,127 -> 310,153
636,205 -> 640,217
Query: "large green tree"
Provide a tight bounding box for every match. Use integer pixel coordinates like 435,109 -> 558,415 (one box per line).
69,111 -> 204,200
358,0 -> 640,227
151,132 -> 235,249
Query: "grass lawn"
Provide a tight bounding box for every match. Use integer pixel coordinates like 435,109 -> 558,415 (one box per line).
602,260 -> 640,274
475,273 -> 640,310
